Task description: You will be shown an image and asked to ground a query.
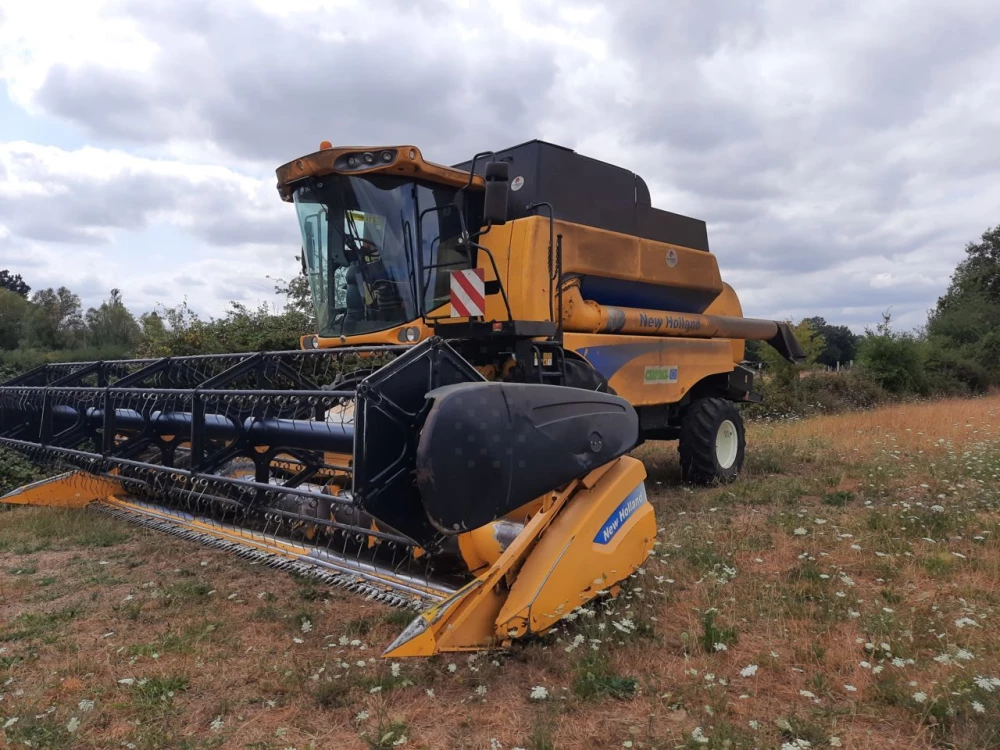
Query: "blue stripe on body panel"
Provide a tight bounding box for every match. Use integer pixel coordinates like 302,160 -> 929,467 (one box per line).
579,275 -> 716,314
594,482 -> 648,545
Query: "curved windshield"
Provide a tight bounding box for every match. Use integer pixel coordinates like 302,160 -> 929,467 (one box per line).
292,175 -> 474,338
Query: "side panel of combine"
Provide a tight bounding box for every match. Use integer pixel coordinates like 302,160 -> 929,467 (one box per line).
564,332 -> 737,406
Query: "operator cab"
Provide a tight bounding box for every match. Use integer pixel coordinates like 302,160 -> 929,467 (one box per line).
291,172 -> 482,339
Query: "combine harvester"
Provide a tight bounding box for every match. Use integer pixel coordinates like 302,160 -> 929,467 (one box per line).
0,141 -> 801,656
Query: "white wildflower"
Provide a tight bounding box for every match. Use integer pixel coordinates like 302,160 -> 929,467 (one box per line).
475,685 -> 487,697
210,716 -> 225,732
956,649 -> 975,661
892,658 -> 906,668
117,678 -> 135,685
713,642 -> 728,652
356,711 -> 370,722
391,663 -> 401,678
972,701 -> 986,714
829,738 -> 842,748
490,739 -> 503,750
912,692 -> 927,704
690,726 -> 710,745
392,735 -> 407,746
369,686 -> 382,694
623,742 -> 633,748
292,637 -> 304,644
67,717 -> 80,733
974,676 -> 996,692
955,617 -> 979,629
425,689 -> 434,698
748,720 -> 760,730
793,527 -> 808,536
78,699 -> 95,712
799,690 -> 816,699
740,664 -> 758,678
300,620 -> 312,633
3,718 -> 18,729
844,684 -> 857,692
530,685 -> 549,701
447,663 -> 457,673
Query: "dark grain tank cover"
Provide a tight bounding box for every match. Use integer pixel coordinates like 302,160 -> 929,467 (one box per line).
454,140 -> 710,251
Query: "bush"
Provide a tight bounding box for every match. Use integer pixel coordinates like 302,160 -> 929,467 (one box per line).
0,448 -> 43,496
923,347 -> 992,395
857,333 -> 927,395
745,369 -> 887,420
801,369 -> 887,411
0,345 -> 134,381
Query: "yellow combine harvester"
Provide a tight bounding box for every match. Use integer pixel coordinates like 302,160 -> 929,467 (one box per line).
0,140 -> 802,657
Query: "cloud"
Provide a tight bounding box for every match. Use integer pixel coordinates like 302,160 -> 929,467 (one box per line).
0,0 -> 999,332
0,141 -> 299,315
0,141 -> 292,245
27,0 -> 565,167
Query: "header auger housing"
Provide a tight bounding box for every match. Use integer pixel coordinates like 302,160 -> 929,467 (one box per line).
2,138 -> 802,655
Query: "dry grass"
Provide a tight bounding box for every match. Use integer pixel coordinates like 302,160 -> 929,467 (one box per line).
2,394 -> 1000,749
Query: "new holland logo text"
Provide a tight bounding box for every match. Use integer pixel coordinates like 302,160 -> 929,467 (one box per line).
637,312 -> 702,332
594,483 -> 647,545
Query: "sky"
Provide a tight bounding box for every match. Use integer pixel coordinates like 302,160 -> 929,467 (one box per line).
1,0 -> 999,332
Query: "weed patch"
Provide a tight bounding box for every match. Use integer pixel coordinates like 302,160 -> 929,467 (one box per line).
572,652 -> 637,700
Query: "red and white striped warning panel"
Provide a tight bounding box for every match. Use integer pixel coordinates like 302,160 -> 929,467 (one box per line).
450,268 -> 486,317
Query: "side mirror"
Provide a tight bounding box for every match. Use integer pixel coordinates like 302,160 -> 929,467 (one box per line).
483,161 -> 509,225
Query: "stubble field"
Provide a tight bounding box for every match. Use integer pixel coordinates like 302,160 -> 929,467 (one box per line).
2,395 -> 1000,749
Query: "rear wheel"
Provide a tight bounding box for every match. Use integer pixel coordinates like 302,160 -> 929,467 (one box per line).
678,398 -> 745,484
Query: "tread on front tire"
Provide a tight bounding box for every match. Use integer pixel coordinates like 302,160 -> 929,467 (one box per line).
678,397 -> 745,484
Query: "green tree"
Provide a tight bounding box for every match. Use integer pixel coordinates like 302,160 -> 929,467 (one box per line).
802,316 -> 859,368
0,269 -> 30,297
85,289 -> 142,349
136,301 -> 218,357
20,287 -> 85,350
270,253 -> 316,330
0,289 -> 30,350
927,224 -> 1000,380
858,311 -> 927,394
759,319 -> 825,387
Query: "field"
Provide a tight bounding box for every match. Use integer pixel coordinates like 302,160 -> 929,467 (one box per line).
2,395 -> 1000,749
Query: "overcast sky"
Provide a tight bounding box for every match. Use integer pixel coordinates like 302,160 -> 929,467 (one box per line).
2,0 -> 998,332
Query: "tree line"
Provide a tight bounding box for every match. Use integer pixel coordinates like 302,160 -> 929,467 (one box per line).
743,224 -> 1000,417
0,270 -> 310,382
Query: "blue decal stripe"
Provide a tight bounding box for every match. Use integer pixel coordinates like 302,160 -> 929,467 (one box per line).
594,483 -> 648,545
576,343 -> 658,381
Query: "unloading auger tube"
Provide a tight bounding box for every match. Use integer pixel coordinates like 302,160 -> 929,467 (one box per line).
0,338 -> 656,656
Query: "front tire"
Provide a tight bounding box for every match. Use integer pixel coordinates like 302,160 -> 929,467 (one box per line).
679,398 -> 745,484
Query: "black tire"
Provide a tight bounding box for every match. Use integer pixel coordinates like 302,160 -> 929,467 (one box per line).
678,398 -> 745,484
